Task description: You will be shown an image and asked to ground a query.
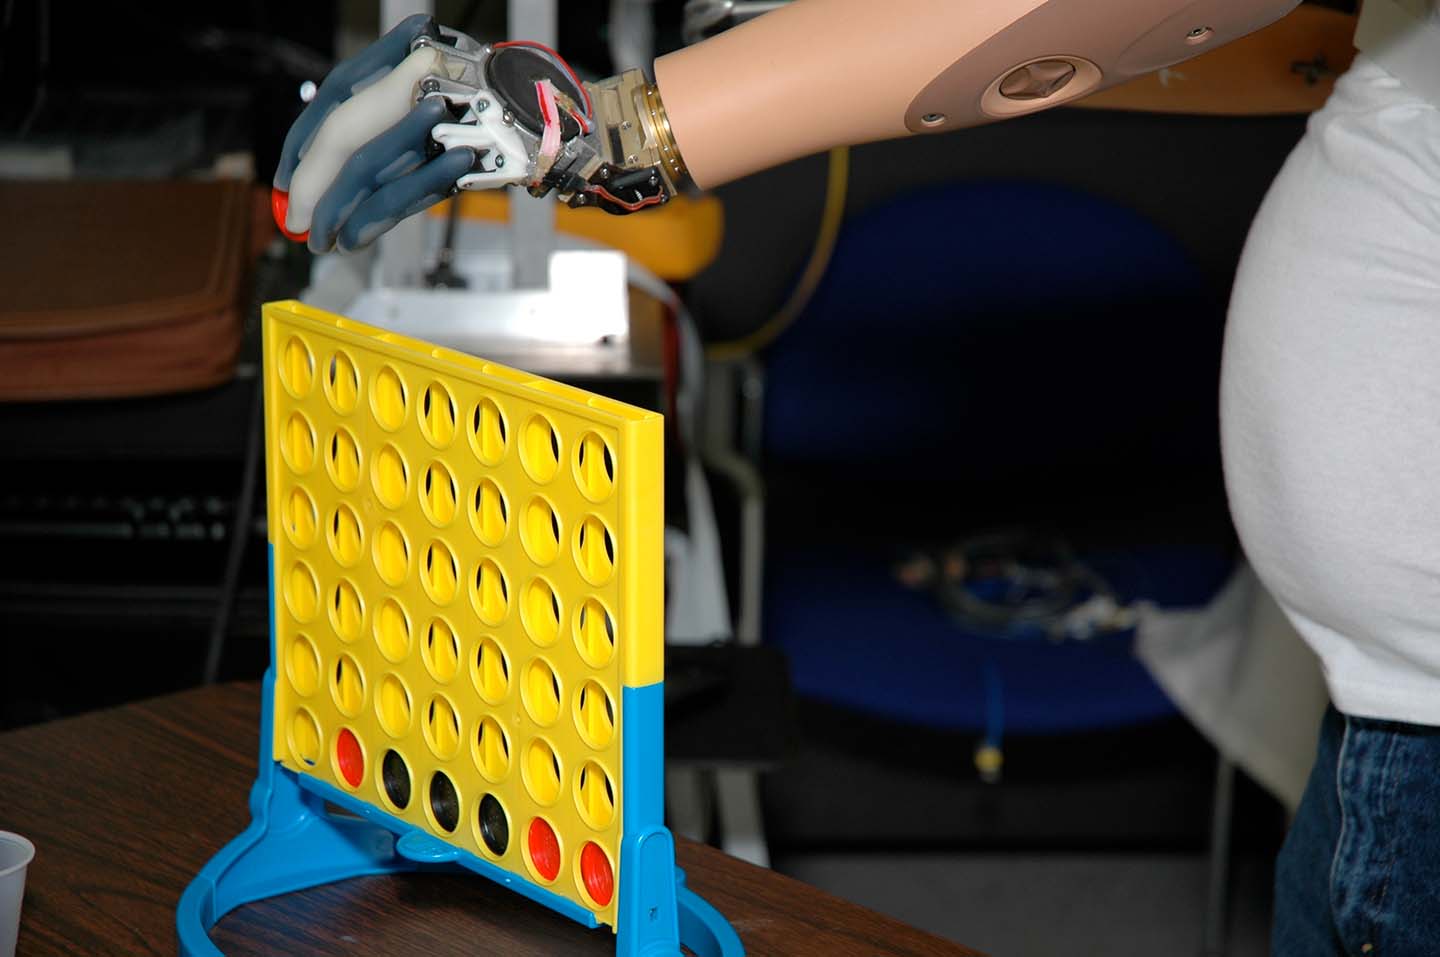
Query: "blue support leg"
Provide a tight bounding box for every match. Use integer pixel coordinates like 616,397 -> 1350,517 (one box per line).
614,826 -> 744,957
615,827 -> 681,957
677,870 -> 746,957
177,668 -> 420,956
619,682 -> 744,956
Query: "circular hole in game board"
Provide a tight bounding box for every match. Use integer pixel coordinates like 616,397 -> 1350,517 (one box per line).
284,562 -> 319,622
334,727 -> 365,788
373,522 -> 410,587
329,579 -> 363,642
422,617 -> 460,682
473,715 -> 511,783
283,487 -> 318,548
521,579 -> 561,646
371,365 -> 408,431
575,761 -> 615,830
376,673 -> 413,738
469,397 -> 508,465
469,478 -> 508,546
330,653 -> 366,716
281,336 -> 314,398
477,793 -> 510,857
327,504 -> 363,566
371,444 -> 409,509
281,413 -> 316,474
472,637 -> 511,705
420,382 -> 457,448
522,659 -> 561,726
574,432 -> 615,502
428,771 -> 460,833
522,738 -> 562,806
573,515 -> 615,586
286,635 -> 320,696
289,709 -> 321,767
423,693 -> 461,761
421,461 -> 458,527
326,428 -> 360,491
574,599 -> 616,668
574,680 -> 615,750
421,540 -> 459,606
381,748 -> 411,810
324,351 -> 359,414
375,597 -> 412,662
471,558 -> 509,625
521,497 -> 561,565
526,817 -> 561,883
578,842 -> 615,908
521,415 -> 560,484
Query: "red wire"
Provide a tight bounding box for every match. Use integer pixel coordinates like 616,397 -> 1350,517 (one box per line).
493,39 -> 595,123
587,185 -> 665,212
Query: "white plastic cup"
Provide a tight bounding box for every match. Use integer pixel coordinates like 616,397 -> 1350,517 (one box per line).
0,832 -> 34,957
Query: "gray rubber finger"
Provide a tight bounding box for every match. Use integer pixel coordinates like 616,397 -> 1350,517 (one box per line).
275,13 -> 437,190
336,148 -> 476,254
307,97 -> 451,254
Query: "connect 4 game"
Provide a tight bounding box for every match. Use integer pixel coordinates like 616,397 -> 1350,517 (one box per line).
178,301 -> 743,957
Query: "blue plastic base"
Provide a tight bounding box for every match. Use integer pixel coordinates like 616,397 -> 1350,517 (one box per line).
180,547 -> 741,955
176,670 -> 743,956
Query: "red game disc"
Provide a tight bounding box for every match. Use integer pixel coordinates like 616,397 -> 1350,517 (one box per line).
270,187 -> 310,244
335,728 -> 364,787
528,817 -> 561,882
580,842 -> 614,906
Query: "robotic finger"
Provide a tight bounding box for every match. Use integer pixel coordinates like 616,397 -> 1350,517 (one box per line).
274,13 -> 450,243
307,97 -> 477,254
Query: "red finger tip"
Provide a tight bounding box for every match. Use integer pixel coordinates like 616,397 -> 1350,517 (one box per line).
270,187 -> 310,243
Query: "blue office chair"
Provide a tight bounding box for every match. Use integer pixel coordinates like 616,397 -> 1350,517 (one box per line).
757,179 -> 1229,739
737,179 -> 1241,952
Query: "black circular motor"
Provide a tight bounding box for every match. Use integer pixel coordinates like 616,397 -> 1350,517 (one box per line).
484,45 -> 585,139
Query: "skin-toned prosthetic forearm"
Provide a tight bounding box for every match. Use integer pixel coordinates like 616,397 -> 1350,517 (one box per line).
654,0 -> 1302,188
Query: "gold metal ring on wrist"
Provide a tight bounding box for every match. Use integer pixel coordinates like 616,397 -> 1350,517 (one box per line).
641,82 -> 688,184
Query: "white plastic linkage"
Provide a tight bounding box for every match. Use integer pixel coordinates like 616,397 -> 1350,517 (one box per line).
430,91 -> 533,190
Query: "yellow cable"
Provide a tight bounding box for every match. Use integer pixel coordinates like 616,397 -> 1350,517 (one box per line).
706,146 -> 850,361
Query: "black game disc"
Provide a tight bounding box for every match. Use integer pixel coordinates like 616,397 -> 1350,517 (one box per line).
382,749 -> 411,810
429,771 -> 460,832
478,793 -> 509,855
484,46 -> 584,138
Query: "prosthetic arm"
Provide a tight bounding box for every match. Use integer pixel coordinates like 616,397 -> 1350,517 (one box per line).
274,0 -> 1301,252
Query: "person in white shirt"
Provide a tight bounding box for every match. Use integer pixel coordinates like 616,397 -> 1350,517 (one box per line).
1223,2 -> 1440,950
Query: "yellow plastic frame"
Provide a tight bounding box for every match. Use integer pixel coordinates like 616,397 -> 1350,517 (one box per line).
263,300 -> 663,927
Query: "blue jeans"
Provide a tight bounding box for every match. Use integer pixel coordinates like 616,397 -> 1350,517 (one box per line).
1274,706 -> 1440,956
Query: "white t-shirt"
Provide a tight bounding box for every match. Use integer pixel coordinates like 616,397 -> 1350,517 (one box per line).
1221,52 -> 1440,723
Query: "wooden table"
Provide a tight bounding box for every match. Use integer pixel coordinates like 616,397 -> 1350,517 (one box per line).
0,684 -> 981,956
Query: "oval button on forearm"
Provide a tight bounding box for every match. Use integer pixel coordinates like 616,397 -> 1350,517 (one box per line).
999,59 -> 1079,100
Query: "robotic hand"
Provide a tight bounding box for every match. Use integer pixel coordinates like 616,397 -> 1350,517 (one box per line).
272,14 -> 687,253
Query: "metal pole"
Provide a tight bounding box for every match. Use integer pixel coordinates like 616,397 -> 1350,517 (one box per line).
507,0 -> 557,290
1202,755 -> 1237,957
377,0 -> 433,289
